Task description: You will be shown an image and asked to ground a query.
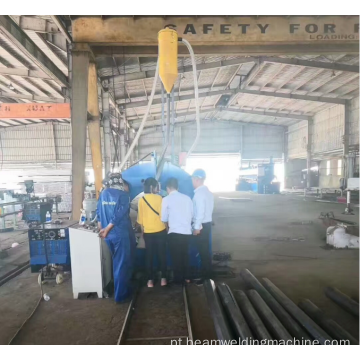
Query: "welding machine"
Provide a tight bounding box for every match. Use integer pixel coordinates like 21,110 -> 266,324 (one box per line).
28,223 -> 73,284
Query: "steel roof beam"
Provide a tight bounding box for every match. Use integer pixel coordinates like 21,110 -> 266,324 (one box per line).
101,57 -> 256,81
0,67 -> 51,80
0,90 -> 65,103
262,57 -> 359,73
224,107 -> 311,121
123,89 -> 233,109
92,43 -> 359,57
50,16 -> 72,43
0,16 -> 69,88
137,118 -> 285,133
237,89 -> 347,105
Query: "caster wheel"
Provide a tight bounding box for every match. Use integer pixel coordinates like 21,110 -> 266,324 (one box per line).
56,273 -> 64,285
38,273 -> 44,286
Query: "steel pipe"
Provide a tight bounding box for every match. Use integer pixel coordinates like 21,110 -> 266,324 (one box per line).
240,269 -> 311,340
299,299 -> 358,345
203,280 -> 234,343
217,284 -> 253,343
325,287 -> 359,317
262,278 -> 332,344
247,289 -> 293,342
234,290 -> 272,342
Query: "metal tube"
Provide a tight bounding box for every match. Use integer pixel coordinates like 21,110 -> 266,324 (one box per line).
155,94 -> 171,180
203,279 -> 234,343
217,284 -> 253,342
247,289 -> 293,342
234,290 -> 272,342
298,299 -> 358,344
161,83 -> 165,146
262,278 -> 332,344
240,269 -> 311,340
325,287 -> 359,317
171,88 -> 175,163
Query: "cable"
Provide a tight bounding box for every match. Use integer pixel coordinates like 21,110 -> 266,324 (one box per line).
119,59 -> 160,170
8,276 -> 43,345
181,38 -> 200,159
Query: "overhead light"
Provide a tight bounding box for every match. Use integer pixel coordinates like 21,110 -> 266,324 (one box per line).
8,83 -> 15,91
131,128 -> 136,134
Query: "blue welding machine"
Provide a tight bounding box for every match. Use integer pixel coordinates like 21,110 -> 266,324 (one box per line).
28,225 -> 71,273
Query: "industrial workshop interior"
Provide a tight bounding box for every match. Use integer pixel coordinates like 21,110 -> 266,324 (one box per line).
0,3 -> 360,353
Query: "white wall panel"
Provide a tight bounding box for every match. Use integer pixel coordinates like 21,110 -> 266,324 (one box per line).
312,105 -> 344,154
287,121 -> 308,159
242,125 -> 284,160
349,97 -> 359,147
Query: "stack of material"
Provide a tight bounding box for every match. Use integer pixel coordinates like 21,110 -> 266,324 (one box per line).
204,269 -> 358,345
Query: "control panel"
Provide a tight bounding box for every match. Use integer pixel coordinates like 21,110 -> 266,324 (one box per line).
28,228 -> 68,241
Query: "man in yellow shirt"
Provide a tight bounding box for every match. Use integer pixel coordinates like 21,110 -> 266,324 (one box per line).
137,177 -> 167,287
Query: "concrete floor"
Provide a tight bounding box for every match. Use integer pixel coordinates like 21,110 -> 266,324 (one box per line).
0,192 -> 358,344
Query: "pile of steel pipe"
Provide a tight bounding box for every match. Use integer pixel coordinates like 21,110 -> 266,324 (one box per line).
325,287 -> 359,318
203,271 -> 358,345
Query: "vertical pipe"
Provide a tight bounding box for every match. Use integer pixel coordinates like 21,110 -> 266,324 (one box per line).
87,62 -> 103,199
102,90 -> 111,176
171,89 -> 175,163
307,119 -> 313,188
161,83 -> 165,146
120,116 -> 126,166
71,49 -> 89,220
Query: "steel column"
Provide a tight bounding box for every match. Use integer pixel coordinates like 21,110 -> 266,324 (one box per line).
217,284 -> 253,342
307,119 -> 313,188
247,289 -> 293,342
71,49 -> 90,220
87,62 -> 103,199
262,278 -> 332,344
234,290 -> 272,342
325,287 -> 359,317
240,269 -> 311,340
298,299 -> 358,344
343,100 -> 350,158
101,90 -> 111,175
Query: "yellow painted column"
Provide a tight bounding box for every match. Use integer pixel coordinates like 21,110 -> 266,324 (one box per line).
87,62 -> 103,199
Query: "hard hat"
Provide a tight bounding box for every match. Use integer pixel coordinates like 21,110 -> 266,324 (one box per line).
192,169 -> 206,179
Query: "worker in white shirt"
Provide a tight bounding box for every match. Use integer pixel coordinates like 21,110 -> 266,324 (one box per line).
192,169 -> 214,282
161,177 -> 193,284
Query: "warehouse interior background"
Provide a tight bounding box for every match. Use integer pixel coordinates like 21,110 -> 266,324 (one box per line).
0,11 -> 359,346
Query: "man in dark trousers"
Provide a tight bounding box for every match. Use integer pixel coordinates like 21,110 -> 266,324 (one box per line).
191,169 -> 214,283
161,177 -> 193,284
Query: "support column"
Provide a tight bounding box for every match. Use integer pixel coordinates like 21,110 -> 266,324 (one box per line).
343,100 -> 350,178
71,47 -> 90,220
307,119 -> 313,189
120,115 -> 126,165
87,62 -> 103,199
102,90 -> 111,175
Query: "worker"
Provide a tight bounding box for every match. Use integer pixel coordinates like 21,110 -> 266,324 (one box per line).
191,169 -> 214,283
161,177 -> 193,284
137,177 -> 167,288
97,173 -> 132,303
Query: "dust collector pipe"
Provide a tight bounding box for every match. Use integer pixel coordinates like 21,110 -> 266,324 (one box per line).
181,38 -> 200,159
119,60 -> 160,170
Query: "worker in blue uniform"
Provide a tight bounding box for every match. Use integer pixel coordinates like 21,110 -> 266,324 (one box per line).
97,173 -> 132,303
